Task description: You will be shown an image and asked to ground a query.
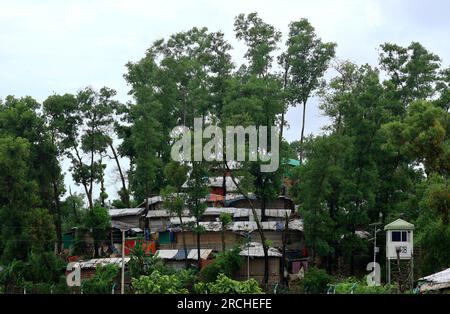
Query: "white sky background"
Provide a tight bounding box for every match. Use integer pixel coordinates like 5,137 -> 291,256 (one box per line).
1,0 -> 449,204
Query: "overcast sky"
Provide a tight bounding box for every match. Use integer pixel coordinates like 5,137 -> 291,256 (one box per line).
1,0 -> 449,202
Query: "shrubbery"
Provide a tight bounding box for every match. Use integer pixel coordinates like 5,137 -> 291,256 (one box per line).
0,253 -> 67,293
298,266 -> 334,294
198,247 -> 244,283
82,264 -> 119,294
195,274 -> 263,294
132,270 -> 190,294
332,278 -> 397,294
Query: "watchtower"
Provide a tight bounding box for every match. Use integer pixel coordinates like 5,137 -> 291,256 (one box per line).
384,218 -> 414,289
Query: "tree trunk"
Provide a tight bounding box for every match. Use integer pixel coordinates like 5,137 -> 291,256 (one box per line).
226,163 -> 270,285
222,162 -> 227,197
100,175 -> 106,208
93,239 -> 99,258
299,101 -> 307,162
221,227 -> 226,252
196,220 -> 201,270
52,180 -> 62,254
74,146 -> 93,209
261,195 -> 267,222
179,214 -> 189,269
109,143 -> 130,207
280,212 -> 289,286
263,245 -> 269,286
69,187 -> 79,222
279,62 -> 289,144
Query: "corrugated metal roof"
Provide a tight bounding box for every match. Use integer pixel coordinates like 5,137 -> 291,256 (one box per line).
146,209 -> 190,218
75,257 -> 131,269
147,196 -> 163,205
239,242 -> 281,257
199,221 -> 223,231
183,176 -> 239,191
108,207 -> 145,218
169,216 -> 197,224
111,220 -> 137,230
419,268 -> 450,292
169,219 -> 303,233
288,219 -> 304,231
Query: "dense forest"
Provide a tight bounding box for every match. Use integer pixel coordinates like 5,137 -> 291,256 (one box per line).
0,12 -> 448,293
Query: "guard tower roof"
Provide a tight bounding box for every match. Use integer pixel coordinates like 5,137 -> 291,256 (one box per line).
384,218 -> 414,231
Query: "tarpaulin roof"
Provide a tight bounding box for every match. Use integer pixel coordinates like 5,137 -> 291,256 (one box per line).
156,249 -> 213,261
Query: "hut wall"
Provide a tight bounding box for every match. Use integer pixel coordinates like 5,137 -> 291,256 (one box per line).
236,257 -> 281,285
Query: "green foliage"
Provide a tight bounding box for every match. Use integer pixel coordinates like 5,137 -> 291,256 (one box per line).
198,247 -> 244,283
23,208 -> 56,253
128,242 -> 168,278
298,267 -> 334,294
83,205 -> 110,256
60,192 -> 85,232
219,212 -> 233,226
0,253 -> 66,293
332,278 -> 397,294
415,175 -> 450,276
132,270 -> 189,294
0,259 -> 27,291
195,274 -> 263,294
82,264 -> 119,294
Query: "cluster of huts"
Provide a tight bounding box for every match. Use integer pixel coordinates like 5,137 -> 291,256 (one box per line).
65,162 -> 309,286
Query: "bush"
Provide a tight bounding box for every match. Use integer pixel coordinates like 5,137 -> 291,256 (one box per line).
0,259 -> 27,292
82,264 -> 119,294
26,251 -> 66,283
333,278 -> 397,294
195,274 -> 263,294
0,254 -> 67,293
128,242 -> 168,278
298,267 -> 334,294
198,247 -> 244,283
132,271 -> 189,294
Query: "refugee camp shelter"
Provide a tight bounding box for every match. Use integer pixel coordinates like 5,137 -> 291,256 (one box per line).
418,268 -> 450,293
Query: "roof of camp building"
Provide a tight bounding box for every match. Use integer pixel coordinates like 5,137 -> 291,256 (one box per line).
183,176 -> 239,191
111,220 -> 143,232
239,242 -> 282,257
137,195 -> 165,208
74,258 -> 131,269
419,268 -> 450,292
384,218 -> 415,231
146,209 -> 190,218
155,249 -> 213,260
108,207 -> 145,218
152,207 -> 293,221
169,216 -> 197,224
169,219 -> 304,233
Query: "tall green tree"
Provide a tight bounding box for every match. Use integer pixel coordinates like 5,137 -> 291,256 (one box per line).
280,19 -> 336,160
